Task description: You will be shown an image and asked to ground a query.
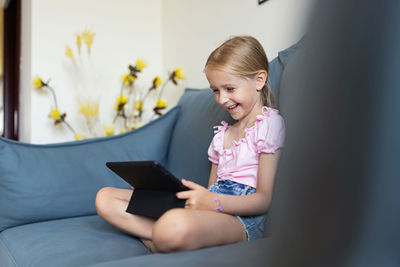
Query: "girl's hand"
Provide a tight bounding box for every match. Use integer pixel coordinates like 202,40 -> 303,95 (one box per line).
176,179 -> 216,211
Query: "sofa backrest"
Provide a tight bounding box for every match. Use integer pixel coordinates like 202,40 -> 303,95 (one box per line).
166,89 -> 234,186
268,38 -> 304,107
0,107 -> 180,231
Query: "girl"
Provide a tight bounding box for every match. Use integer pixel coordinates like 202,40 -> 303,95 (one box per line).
95,35 -> 285,253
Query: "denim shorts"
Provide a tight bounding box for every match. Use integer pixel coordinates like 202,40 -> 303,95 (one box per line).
208,179 -> 265,241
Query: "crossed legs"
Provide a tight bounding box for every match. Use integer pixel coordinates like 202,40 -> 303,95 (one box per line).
95,187 -> 247,253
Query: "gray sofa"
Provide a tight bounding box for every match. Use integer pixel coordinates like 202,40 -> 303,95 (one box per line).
0,41 -> 298,266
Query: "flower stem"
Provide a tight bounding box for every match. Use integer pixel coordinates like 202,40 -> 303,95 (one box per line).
113,83 -> 126,123
46,85 -> 59,109
119,83 -> 124,99
158,78 -> 170,99
142,89 -> 151,103
113,111 -> 123,123
62,118 -> 76,134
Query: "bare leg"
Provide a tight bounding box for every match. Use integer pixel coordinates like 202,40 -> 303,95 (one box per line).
152,208 -> 247,253
95,187 -> 156,250
96,189 -> 247,253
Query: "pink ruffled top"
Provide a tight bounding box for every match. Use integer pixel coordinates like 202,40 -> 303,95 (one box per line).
208,106 -> 285,188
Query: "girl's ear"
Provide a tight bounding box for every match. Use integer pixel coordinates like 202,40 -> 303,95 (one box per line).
255,71 -> 268,91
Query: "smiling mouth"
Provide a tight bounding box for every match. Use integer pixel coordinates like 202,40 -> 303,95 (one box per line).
226,104 -> 239,111
225,104 -> 239,112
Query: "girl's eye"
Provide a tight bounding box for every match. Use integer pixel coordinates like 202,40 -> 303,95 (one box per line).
227,87 -> 235,91
212,89 -> 219,94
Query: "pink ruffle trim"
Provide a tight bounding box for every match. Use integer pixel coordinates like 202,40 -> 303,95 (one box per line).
211,106 -> 282,155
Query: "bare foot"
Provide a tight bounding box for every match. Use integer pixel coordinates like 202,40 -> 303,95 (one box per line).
141,238 -> 157,253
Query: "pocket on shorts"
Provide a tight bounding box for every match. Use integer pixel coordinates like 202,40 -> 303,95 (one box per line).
209,180 -> 256,196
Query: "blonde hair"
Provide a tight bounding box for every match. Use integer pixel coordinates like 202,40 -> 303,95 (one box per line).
205,36 -> 275,108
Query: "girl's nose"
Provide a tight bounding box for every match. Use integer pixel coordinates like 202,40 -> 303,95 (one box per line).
217,92 -> 228,106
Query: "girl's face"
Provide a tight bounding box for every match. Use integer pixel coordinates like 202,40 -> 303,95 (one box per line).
205,69 -> 265,121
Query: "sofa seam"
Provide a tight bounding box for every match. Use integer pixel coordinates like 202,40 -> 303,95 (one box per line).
0,106 -> 180,148
0,235 -> 19,267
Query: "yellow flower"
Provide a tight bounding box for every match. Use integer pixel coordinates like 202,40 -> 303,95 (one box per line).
32,76 -> 45,89
49,107 -> 61,120
174,67 -> 185,79
103,123 -> 115,136
134,100 -> 144,111
119,128 -> 127,134
118,94 -> 129,104
74,132 -> 87,141
65,46 -> 74,59
153,76 -> 162,88
76,34 -> 82,48
78,99 -> 99,118
155,98 -> 167,109
114,94 -> 128,110
81,29 -> 96,46
122,73 -> 135,86
136,59 -> 146,71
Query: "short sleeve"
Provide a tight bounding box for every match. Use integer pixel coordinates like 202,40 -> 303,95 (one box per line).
207,121 -> 228,164
207,135 -> 219,164
255,113 -> 285,154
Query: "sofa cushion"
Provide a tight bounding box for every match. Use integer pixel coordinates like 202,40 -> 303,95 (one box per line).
167,89 -> 234,187
0,107 -> 179,231
0,215 -> 149,267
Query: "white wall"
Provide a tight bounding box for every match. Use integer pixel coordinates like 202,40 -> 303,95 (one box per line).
0,7 -> 3,136
20,0 -> 315,144
19,0 -> 31,142
161,0 -> 316,91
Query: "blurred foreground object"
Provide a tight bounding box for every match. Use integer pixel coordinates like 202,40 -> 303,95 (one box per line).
263,0 -> 400,266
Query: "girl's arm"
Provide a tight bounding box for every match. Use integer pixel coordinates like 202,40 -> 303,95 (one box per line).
218,150 -> 281,216
177,150 -> 281,216
207,163 -> 218,188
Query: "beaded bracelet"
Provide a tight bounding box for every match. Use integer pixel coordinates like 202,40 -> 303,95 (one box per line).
214,194 -> 224,212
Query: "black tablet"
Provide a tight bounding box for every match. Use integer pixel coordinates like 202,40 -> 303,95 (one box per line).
105,161 -> 189,218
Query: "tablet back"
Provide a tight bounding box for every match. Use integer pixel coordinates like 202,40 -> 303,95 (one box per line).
106,161 -> 188,218
106,161 -> 188,192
